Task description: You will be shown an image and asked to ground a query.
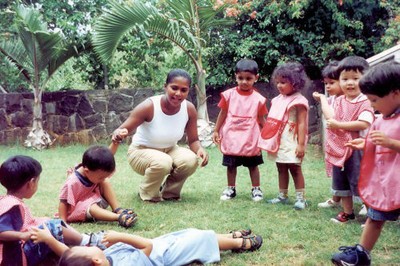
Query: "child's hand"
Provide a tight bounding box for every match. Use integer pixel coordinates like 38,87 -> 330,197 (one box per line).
369,130 -> 391,147
312,92 -> 322,101
345,138 -> 365,150
30,224 -> 53,244
295,144 -> 305,159
326,118 -> 339,129
102,230 -> 121,247
212,131 -> 221,144
112,128 -> 128,143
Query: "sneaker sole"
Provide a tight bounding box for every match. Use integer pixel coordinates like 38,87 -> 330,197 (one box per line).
252,197 -> 263,202
330,218 -> 351,224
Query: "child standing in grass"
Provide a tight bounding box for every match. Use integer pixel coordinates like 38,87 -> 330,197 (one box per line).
258,61 -> 309,210
213,59 -> 267,201
313,61 -> 343,208
59,145 -> 137,228
325,56 -> 374,224
331,62 -> 400,266
0,155 -> 104,266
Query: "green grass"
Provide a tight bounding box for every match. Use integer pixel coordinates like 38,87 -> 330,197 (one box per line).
0,144 -> 399,265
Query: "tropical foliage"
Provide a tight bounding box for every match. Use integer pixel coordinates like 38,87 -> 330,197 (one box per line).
92,0 -> 236,121
0,4 -> 82,149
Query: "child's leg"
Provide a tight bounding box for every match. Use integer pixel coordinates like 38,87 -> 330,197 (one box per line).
341,196 -> 353,214
288,164 -> 305,189
360,218 -> 385,251
248,166 -> 260,187
276,163 -> 289,192
227,166 -> 237,186
99,179 -> 119,212
62,224 -> 85,246
216,234 -> 243,250
89,204 -> 119,221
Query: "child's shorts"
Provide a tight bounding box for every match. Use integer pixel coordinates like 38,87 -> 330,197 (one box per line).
368,207 -> 400,221
23,219 -> 65,266
222,154 -> 263,168
86,198 -> 109,220
331,150 -> 362,197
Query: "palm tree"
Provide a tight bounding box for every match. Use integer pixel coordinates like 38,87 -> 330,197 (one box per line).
92,0 -> 233,123
0,4 -> 83,150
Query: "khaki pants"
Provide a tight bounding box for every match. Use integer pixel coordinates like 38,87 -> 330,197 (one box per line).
128,144 -> 198,201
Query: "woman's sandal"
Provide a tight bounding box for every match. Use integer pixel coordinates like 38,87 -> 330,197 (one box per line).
230,229 -> 252,238
118,212 -> 138,228
232,235 -> 263,253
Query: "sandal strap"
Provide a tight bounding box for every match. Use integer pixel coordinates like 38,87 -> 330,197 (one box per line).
118,213 -> 138,228
230,229 -> 252,238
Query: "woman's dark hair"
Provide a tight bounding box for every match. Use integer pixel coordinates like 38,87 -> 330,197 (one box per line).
359,61 -> 400,97
0,155 -> 42,191
165,69 -> 192,86
58,249 -> 93,266
235,59 -> 259,75
322,60 -> 340,80
336,56 -> 369,75
271,61 -> 308,92
81,145 -> 115,172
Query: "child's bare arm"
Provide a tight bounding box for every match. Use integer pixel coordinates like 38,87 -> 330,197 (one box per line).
295,106 -> 307,158
109,128 -> 128,155
212,109 -> 227,144
30,225 -> 69,256
58,201 -> 69,222
313,93 -> 334,119
103,230 -> 153,256
0,231 -> 31,242
326,119 -> 370,131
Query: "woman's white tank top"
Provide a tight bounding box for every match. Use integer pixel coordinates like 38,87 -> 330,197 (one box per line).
131,95 -> 188,148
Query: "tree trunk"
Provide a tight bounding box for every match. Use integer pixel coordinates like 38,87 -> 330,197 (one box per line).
195,68 -> 209,122
24,89 -> 53,150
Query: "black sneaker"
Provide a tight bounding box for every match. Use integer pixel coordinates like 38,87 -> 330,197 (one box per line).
332,244 -> 371,266
220,186 -> 236,201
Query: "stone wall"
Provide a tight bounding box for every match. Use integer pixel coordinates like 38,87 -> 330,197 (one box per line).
0,88 -> 154,145
0,81 -> 323,146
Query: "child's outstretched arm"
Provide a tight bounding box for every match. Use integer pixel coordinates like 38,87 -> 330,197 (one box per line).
30,224 -> 69,256
0,230 -> 31,242
109,128 -> 128,155
102,230 -> 153,256
312,92 -> 334,120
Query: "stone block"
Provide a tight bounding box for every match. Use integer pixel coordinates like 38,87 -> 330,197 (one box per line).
22,99 -> 34,114
92,125 -> 107,141
92,100 -> 107,113
68,114 -> 84,132
105,112 -> 122,134
108,93 -> 134,113
11,111 -> 32,127
84,113 -> 104,128
45,102 -> 56,114
57,95 -> 79,116
5,93 -> 23,113
0,109 -> 9,130
77,96 -> 95,117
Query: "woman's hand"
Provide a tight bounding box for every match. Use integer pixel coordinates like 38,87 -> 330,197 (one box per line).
197,147 -> 209,167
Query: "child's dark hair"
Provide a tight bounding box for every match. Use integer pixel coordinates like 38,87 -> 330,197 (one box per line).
271,61 -> 308,92
0,155 -> 42,191
59,249 -> 92,266
81,145 -> 115,172
359,61 -> 400,97
165,69 -> 192,86
336,56 -> 369,75
235,59 -> 259,75
322,60 -> 340,80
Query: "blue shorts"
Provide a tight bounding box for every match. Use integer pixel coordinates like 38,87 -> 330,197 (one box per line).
23,219 -> 65,266
368,207 -> 400,222
331,150 -> 362,197
222,154 -> 263,168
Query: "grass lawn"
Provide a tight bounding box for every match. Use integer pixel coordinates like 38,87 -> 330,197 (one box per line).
0,144 -> 399,265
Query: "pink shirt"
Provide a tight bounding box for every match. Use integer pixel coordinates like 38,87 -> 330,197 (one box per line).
218,87 -> 267,156
359,113 -> 400,211
0,195 -> 48,266
59,171 -> 103,222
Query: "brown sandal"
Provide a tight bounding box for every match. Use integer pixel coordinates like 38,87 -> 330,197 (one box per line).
232,235 -> 263,253
230,229 -> 252,238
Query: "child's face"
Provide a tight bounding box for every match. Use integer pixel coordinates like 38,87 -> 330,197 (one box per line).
235,71 -> 258,91
164,76 -> 190,107
339,70 -> 362,100
275,77 -> 295,96
323,78 -> 342,97
366,91 -> 400,117
84,168 -> 114,184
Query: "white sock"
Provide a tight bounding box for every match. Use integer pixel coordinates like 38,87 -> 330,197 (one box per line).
80,234 -> 90,246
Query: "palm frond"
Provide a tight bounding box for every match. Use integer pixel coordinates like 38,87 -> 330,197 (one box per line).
0,39 -> 32,81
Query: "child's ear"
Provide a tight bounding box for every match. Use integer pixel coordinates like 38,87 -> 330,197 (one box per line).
92,257 -> 104,266
255,74 -> 260,82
